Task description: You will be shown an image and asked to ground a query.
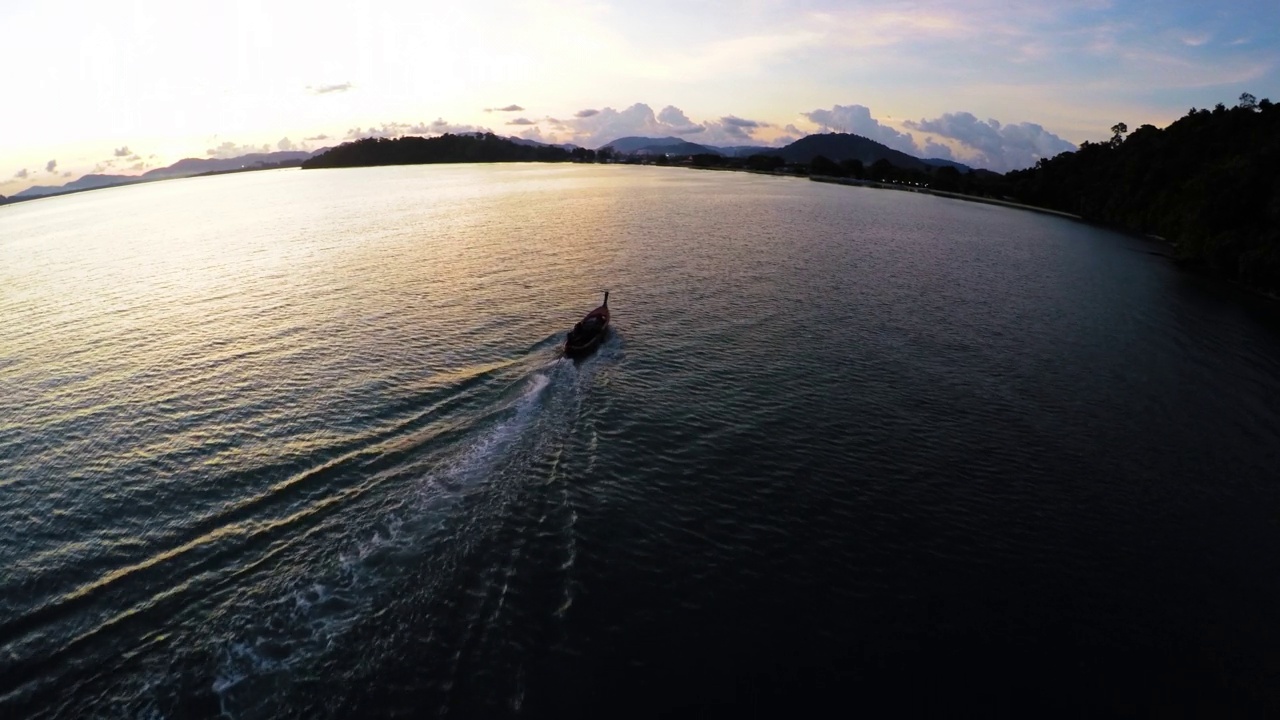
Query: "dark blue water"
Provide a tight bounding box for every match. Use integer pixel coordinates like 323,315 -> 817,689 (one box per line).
2,165 -> 1279,718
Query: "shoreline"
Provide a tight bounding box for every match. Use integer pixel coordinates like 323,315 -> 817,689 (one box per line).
807,174 -> 1083,220
797,172 -> 1277,307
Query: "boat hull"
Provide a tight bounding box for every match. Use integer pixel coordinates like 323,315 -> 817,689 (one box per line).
564,298 -> 610,358
564,327 -> 608,357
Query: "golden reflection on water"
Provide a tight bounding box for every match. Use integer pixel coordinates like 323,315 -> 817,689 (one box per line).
0,164 -> 657,527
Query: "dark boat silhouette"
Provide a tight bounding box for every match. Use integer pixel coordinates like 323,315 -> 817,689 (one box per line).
565,291 -> 610,358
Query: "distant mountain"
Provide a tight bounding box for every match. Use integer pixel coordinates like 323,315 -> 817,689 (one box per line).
922,157 -> 974,172
140,151 -> 314,180
12,151 -> 319,199
597,134 -> 950,169
14,174 -> 139,198
503,135 -> 580,151
706,145 -> 775,158
600,136 -> 723,156
767,133 -> 928,170
603,136 -> 695,153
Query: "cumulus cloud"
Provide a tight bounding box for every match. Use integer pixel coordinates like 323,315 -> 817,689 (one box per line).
309,82 -> 352,94
207,141 -> 271,159
485,104 -> 524,112
45,159 -> 56,172
62,171 -> 72,177
656,106 -> 693,126
803,104 -> 919,156
654,106 -> 705,135
425,119 -> 490,135
719,115 -> 773,140
277,137 -> 296,151
114,146 -> 131,157
344,120 -> 491,141
304,134 -> 330,141
517,127 -> 545,142
560,103 -> 687,146
14,168 -> 28,179
337,105 -> 785,153
345,124 -> 406,140
904,112 -> 1076,171
920,137 -> 955,161
541,103 -> 785,148
801,103 -> 1076,171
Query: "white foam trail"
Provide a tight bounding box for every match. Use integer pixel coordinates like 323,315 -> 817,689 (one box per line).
209,353 -> 604,718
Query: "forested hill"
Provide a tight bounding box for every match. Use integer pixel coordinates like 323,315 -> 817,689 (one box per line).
770,133 -> 929,171
301,133 -> 573,169
1005,94 -> 1280,294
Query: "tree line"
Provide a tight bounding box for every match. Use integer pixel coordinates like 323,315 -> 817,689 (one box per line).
300,105 -> 1279,294
301,133 -> 583,169
709,95 -> 1279,294
1003,93 -> 1279,293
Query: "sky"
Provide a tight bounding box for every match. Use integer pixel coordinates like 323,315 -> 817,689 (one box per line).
2,0 -> 1277,196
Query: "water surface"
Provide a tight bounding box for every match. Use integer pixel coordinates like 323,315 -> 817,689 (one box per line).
2,164 -> 1279,717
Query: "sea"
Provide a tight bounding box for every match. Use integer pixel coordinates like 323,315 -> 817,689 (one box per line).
2,163 -> 1279,718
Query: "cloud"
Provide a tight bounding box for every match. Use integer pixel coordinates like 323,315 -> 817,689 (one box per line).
920,137 -> 955,161
343,105 -> 785,153
277,137 -> 296,151
773,123 -> 806,146
345,125 -> 401,140
62,171 -> 72,177
45,159 -> 56,172
14,168 -> 28,179
344,120 -> 491,141
802,104 -> 919,156
668,124 -> 708,135
428,119 -> 489,135
800,102 -> 1075,171
904,112 -> 1076,171
485,104 -> 525,112
304,134 -> 330,142
558,103 -> 691,146
309,82 -> 352,94
517,127 -> 545,142
657,106 -> 694,126
114,146 -> 131,157
207,141 -> 272,159
538,102 -> 788,148
130,162 -> 145,171
718,115 -> 773,140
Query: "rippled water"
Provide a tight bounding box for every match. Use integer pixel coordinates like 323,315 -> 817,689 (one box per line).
3,164 -> 1280,718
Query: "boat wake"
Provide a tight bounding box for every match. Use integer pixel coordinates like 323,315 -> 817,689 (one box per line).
205,339 -> 617,719
2,333 -> 620,720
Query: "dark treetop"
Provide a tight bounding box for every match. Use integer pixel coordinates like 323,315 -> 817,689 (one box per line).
301,133 -> 574,169
1004,95 -> 1280,294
